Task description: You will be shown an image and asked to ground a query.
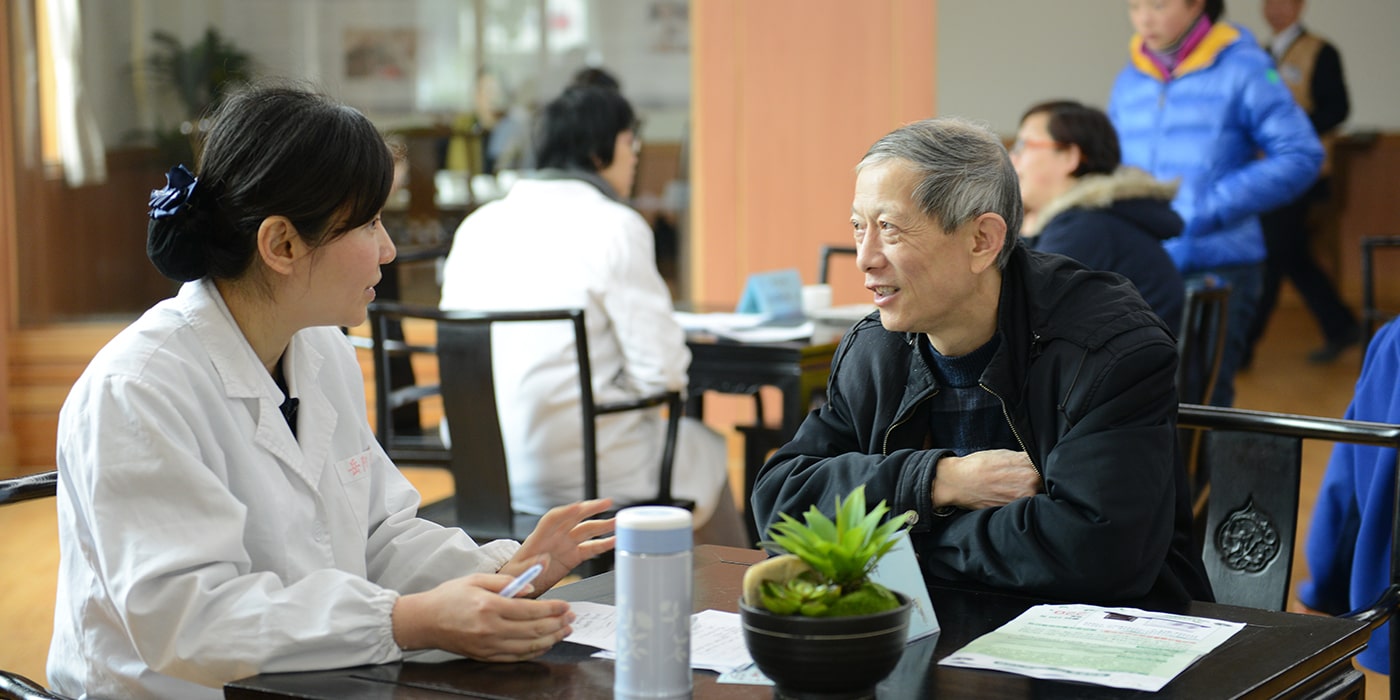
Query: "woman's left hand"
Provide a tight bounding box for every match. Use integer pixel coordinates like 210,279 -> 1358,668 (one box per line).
502,498 -> 616,593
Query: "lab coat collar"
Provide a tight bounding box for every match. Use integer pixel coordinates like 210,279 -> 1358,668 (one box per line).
175,279 -> 338,488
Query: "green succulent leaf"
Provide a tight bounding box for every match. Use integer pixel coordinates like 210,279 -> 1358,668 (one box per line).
758,576 -> 842,616
757,485 -> 911,595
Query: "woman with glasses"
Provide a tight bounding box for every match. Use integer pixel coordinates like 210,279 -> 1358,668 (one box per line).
1108,0 -> 1322,406
1011,100 -> 1184,334
439,85 -> 748,547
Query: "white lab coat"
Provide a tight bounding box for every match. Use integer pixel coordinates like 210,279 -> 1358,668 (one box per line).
48,279 -> 519,699
439,178 -> 727,526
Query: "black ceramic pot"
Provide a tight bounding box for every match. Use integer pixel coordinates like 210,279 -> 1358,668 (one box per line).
739,593 -> 911,700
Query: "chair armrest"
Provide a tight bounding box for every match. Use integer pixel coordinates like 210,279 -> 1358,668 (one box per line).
589,391 -> 686,505
387,384 -> 442,412
0,670 -> 72,699
0,470 -> 58,506
595,392 -> 675,415
345,334 -> 374,350
1342,583 -> 1400,630
376,337 -> 438,356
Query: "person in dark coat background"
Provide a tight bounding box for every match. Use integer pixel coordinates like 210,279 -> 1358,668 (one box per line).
1012,100 -> 1185,335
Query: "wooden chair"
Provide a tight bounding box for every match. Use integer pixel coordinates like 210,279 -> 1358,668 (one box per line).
366,302 -> 691,543
361,244 -> 454,466
1176,277 -> 1231,530
817,244 -> 857,285
365,296 -> 450,470
1176,404 -> 1400,694
1176,276 -> 1231,407
1361,235 -> 1400,348
0,470 -> 70,700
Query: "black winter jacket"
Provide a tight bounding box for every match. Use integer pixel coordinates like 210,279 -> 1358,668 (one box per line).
752,245 -> 1213,610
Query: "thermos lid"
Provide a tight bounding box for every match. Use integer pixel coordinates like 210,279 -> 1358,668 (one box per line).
616,505 -> 692,554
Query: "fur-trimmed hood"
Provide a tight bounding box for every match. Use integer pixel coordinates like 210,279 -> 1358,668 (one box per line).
1024,167 -> 1180,237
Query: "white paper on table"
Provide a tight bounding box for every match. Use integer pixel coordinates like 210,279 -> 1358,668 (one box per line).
716,662 -> 775,686
711,321 -> 815,343
671,311 -> 766,333
560,601 -> 622,650
563,602 -> 754,674
672,311 -> 814,342
938,604 -> 1245,692
806,303 -> 877,324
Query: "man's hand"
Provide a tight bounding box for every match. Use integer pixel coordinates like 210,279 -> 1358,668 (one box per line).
931,450 -> 1042,511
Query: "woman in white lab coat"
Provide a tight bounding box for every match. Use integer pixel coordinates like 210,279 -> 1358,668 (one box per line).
47,82 -> 615,699
438,85 -> 745,546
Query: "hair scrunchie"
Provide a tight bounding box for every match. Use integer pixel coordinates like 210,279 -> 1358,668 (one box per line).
146,165 -> 213,281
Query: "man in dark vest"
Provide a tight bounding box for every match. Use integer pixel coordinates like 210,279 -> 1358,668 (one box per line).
1246,0 -> 1358,365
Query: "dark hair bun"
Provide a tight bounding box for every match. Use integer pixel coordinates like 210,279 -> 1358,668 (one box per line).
146,215 -> 210,282
145,164 -> 221,281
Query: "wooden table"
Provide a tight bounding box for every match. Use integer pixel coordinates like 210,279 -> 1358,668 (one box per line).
684,326 -> 842,440
684,326 -> 843,541
227,545 -> 1368,699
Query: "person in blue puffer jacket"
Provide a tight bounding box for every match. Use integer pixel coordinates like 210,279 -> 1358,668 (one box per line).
1108,0 -> 1322,407
1298,318 -> 1400,674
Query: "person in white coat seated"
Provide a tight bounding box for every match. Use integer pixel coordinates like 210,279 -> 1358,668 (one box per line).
47,81 -> 616,700
439,85 -> 747,547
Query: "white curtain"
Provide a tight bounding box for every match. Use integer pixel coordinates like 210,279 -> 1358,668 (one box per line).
45,0 -> 107,187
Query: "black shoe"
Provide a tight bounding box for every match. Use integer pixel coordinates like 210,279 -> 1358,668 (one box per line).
1307,327 -> 1362,364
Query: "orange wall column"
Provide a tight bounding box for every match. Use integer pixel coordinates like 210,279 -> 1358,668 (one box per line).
0,9 -> 18,475
690,0 -> 937,307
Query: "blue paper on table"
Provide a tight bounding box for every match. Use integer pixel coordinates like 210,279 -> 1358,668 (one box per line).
869,531 -> 940,642
735,268 -> 804,323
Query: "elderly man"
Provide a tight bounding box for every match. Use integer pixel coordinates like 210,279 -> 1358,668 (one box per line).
1246,0 -> 1358,366
751,118 -> 1212,609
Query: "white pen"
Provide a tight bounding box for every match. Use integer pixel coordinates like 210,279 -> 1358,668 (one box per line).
499,562 -> 545,598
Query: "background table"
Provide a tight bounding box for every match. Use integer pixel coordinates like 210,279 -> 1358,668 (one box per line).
227,545 -> 1368,699
684,329 -> 841,440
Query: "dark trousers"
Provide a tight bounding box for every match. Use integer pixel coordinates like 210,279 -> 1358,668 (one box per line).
1190,264 -> 1262,408
1248,181 -> 1359,350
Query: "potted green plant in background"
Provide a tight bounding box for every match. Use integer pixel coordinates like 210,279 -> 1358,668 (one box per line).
140,28 -> 255,166
740,485 -> 913,699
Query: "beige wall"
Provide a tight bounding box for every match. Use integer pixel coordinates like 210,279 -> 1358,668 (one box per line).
690,0 -> 937,308
937,0 -> 1400,136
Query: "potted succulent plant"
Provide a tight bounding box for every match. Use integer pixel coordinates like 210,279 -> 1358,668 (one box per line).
739,486 -> 913,699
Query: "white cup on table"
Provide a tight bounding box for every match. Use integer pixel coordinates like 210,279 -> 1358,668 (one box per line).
802,284 -> 833,317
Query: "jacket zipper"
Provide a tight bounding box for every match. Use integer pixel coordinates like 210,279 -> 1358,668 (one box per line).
980,382 -> 1042,479
883,390 -> 937,456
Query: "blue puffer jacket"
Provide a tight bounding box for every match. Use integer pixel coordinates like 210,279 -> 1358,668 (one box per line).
1108,22 -> 1322,274
1299,319 -> 1400,674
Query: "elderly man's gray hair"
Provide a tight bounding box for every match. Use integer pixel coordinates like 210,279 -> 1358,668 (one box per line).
857,117 -> 1023,268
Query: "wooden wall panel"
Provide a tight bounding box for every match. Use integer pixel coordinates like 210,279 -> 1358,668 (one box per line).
690,0 -> 937,308
1,0 -> 17,472
14,148 -> 177,325
1332,134 -> 1400,311
5,323 -> 122,473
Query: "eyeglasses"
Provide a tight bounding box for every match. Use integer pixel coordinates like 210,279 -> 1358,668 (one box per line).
1009,137 -> 1062,156
629,119 -> 644,155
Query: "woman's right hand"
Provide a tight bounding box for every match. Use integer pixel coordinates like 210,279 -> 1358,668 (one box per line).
392,572 -> 576,662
